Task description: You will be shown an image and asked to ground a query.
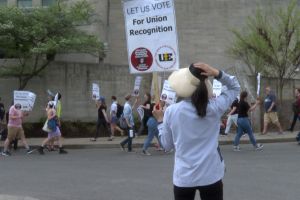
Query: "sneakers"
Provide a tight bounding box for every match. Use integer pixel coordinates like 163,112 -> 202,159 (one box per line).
233,146 -> 241,151
1,151 -> 11,156
90,138 -> 97,142
107,137 -> 114,141
26,148 -> 35,154
255,143 -> 264,151
141,150 -> 151,156
38,146 -> 44,155
120,144 -> 125,151
59,148 -> 68,154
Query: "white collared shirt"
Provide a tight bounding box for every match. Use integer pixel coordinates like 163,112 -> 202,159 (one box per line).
158,72 -> 240,187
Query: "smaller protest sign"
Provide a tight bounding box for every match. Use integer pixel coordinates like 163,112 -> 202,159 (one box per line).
92,83 -> 100,100
132,76 -> 143,96
213,80 -> 222,97
160,80 -> 177,104
14,91 -> 36,111
257,73 -> 261,96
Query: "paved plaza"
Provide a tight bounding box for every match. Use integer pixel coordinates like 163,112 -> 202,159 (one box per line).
0,142 -> 299,200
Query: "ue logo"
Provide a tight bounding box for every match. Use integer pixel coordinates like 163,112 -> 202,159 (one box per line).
158,53 -> 173,62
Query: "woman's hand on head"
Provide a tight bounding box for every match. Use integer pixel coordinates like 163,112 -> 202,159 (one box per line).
193,62 -> 219,77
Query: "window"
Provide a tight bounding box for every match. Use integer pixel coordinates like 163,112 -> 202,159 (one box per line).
17,0 -> 32,8
42,0 -> 56,7
0,0 -> 7,6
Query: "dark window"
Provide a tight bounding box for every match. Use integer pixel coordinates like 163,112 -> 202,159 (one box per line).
17,0 -> 32,8
42,0 -> 56,7
0,0 -> 7,6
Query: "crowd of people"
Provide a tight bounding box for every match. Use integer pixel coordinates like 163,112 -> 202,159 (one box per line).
1,73 -> 300,157
1,63 -> 300,200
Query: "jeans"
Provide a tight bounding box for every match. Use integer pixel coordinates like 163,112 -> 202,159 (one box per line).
234,117 -> 257,147
225,114 -> 238,134
173,180 -> 223,200
143,117 -> 162,151
120,128 -> 134,151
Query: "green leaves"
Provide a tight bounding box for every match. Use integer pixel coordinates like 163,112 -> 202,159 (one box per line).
0,0 -> 104,89
229,0 -> 300,102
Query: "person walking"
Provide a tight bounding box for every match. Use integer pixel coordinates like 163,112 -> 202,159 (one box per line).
141,93 -> 163,155
120,94 -> 135,152
1,103 -> 35,156
287,89 -> 300,132
90,97 -> 109,141
224,97 -> 239,135
153,62 -> 240,200
233,91 -> 263,151
38,102 -> 67,155
262,86 -> 283,134
108,96 -> 124,141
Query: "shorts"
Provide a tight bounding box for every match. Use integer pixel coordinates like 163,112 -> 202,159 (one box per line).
264,112 -> 279,124
111,116 -> 119,125
7,126 -> 25,141
48,126 -> 61,139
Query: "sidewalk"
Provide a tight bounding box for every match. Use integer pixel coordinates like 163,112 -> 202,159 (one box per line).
1,131 -> 297,149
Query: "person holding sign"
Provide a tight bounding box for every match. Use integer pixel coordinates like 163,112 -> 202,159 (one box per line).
38,101 -> 68,155
90,97 -> 110,141
152,63 -> 240,200
1,104 -> 35,156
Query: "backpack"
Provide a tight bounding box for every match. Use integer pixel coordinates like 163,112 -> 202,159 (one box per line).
116,104 -> 124,118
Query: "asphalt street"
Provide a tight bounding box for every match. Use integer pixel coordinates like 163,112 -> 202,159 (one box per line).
0,143 -> 299,200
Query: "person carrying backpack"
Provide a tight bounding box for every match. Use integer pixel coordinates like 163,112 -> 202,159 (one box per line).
108,96 -> 124,141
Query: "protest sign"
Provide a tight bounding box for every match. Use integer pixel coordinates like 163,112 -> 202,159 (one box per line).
132,76 -> 143,96
257,73 -> 261,96
92,83 -> 100,100
14,91 -> 36,111
213,80 -> 222,97
123,0 -> 179,73
160,80 -> 177,104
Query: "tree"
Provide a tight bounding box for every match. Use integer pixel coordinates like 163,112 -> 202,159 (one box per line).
0,0 -> 105,90
229,0 -> 300,103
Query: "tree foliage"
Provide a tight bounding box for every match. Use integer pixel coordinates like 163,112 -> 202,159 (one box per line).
229,0 -> 300,102
0,0 -> 105,89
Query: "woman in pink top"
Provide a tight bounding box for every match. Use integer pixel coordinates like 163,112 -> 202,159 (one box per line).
1,104 -> 34,156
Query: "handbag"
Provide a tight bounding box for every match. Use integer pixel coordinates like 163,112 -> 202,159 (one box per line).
119,114 -> 128,129
42,120 -> 51,132
47,118 -> 57,132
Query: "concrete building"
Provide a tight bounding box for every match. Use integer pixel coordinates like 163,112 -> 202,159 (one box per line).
0,0 -> 298,130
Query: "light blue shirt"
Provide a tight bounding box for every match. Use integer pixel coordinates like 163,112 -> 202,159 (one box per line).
158,72 -> 240,187
124,101 -> 134,127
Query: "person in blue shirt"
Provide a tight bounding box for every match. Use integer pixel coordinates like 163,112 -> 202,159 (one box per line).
153,62 -> 240,200
262,86 -> 283,134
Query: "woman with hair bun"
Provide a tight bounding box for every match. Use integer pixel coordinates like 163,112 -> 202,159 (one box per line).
153,62 -> 240,200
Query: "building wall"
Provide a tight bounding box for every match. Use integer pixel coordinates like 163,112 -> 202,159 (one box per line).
0,0 -> 298,127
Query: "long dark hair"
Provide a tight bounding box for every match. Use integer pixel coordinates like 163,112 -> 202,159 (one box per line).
191,68 -> 208,117
240,91 -> 248,101
143,92 -> 151,104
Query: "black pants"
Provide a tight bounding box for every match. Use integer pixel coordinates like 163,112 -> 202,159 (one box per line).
174,180 -> 223,200
95,119 -> 109,139
289,113 -> 298,131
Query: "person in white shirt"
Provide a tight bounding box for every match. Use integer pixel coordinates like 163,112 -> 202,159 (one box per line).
108,96 -> 124,141
153,62 -> 240,200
